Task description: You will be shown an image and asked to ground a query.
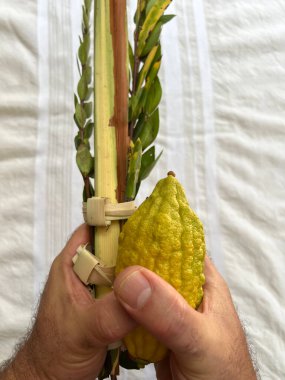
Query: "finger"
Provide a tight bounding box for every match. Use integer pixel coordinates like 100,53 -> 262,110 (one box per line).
61,224 -> 90,264
201,256 -> 235,315
203,255 -> 227,290
84,292 -> 137,347
48,224 -> 93,305
114,266 -> 204,355
48,228 -> 137,346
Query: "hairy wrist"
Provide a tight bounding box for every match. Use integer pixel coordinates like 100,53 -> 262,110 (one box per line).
0,354 -> 34,380
0,339 -> 50,380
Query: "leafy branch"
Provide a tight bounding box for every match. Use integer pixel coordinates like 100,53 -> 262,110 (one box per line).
126,0 -> 175,200
73,0 -> 175,377
74,0 -> 94,202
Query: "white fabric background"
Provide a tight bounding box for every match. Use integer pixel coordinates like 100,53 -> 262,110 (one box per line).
0,0 -> 285,379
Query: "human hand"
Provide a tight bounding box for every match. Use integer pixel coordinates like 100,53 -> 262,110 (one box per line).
1,224 -> 257,380
114,257 -> 257,380
1,224 -> 136,380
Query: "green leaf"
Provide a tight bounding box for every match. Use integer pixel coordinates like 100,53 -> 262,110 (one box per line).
74,133 -> 90,150
160,14 -> 176,24
141,21 -> 162,57
140,0 -> 147,13
76,144 -> 93,177
145,76 -> 162,115
139,108 -> 159,150
146,0 -> 157,16
81,22 -> 85,37
135,180 -> 142,196
153,43 -> 162,63
126,139 -> 142,200
75,103 -> 86,128
140,145 -> 155,176
78,76 -> 88,101
83,138 -> 90,150
74,132 -> 82,150
134,9 -> 139,24
138,89 -> 148,116
145,59 -> 161,89
78,42 -> 88,65
128,41 -> 135,75
134,0 -> 147,24
83,6 -> 89,30
140,146 -> 163,180
84,122 -> 94,139
78,34 -> 90,67
88,169 -> 94,179
84,0 -> 91,13
76,56 -> 81,75
74,93 -> 79,108
129,93 -> 139,122
84,102 -> 92,118
129,88 -> 146,122
133,113 -> 145,142
83,65 -> 92,84
137,45 -> 159,90
137,0 -> 172,57
83,33 -> 91,53
86,87 -> 93,100
74,113 -> 81,129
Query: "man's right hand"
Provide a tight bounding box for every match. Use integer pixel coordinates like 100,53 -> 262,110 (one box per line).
114,256 -> 257,380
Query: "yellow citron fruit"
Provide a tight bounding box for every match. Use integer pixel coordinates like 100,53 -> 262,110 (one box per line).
115,172 -> 206,363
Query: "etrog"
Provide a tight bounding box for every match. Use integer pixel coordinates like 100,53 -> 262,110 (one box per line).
115,173 -> 206,363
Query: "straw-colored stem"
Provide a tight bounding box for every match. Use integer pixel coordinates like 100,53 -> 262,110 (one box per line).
94,0 -> 119,298
94,0 -> 128,298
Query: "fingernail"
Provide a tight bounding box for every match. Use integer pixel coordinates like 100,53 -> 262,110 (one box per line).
116,270 -> 152,309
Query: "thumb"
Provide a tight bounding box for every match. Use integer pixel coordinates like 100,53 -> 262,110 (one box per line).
113,266 -> 205,355
83,292 -> 137,348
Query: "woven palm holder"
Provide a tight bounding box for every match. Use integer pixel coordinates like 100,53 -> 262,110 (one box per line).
72,197 -> 137,286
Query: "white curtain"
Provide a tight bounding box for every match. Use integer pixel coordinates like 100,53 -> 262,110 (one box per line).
0,1 -> 284,378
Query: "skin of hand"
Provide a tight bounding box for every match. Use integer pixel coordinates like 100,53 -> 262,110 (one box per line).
1,224 -> 137,380
114,258 -> 257,380
0,224 -> 257,380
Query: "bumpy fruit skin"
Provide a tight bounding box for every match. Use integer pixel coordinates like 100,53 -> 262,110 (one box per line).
115,174 -> 206,363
